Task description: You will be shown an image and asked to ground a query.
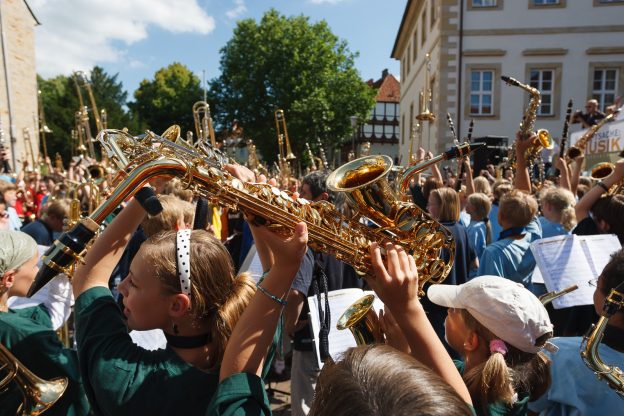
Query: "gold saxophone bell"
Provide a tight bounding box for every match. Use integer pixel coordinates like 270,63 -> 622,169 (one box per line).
336,295 -> 384,345
590,162 -> 614,180
0,342 -> 68,415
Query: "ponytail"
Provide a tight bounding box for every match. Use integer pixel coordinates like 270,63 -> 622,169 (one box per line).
459,310 -> 551,412
209,272 -> 256,368
560,206 -> 577,232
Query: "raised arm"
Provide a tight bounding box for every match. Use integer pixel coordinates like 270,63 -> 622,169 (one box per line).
72,195 -> 147,297
575,159 -> 624,222
513,132 -> 533,193
365,243 -> 472,405
553,157 -> 571,191
464,158 -> 475,196
219,222 -> 308,381
569,154 -> 584,196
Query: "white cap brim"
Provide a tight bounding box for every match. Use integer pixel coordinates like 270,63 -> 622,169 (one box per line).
427,284 -> 464,309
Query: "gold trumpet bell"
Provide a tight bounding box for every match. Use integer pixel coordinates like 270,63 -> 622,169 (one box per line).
0,343 -> 68,415
336,295 -> 384,345
536,129 -> 554,150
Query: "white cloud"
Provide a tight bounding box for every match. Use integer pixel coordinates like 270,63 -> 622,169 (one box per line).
30,0 -> 216,77
226,0 -> 247,19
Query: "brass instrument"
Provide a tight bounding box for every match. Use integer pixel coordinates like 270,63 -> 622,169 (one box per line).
447,113 -> 459,146
192,101 -> 216,148
22,128 -> 36,172
30,128 -> 457,296
73,71 -> 103,132
316,138 -> 329,170
336,295 -> 384,345
407,121 -> 421,165
247,138 -> 266,175
54,153 -> 64,173
581,282 -> 624,397
416,54 -> 435,123
305,142 -> 318,172
538,284 -> 578,305
590,161 -> 624,195
100,109 -> 108,130
501,75 -> 554,181
0,342 -> 68,415
567,112 -> 616,160
37,89 -> 52,161
275,109 -> 296,179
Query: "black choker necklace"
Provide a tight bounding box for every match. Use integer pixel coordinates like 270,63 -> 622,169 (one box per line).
165,332 -> 212,349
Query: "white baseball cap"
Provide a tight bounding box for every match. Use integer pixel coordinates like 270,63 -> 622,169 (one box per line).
427,276 -> 553,353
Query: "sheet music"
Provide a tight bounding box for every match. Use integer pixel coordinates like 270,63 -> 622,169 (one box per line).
531,234 -> 621,309
308,289 -> 383,368
239,244 -> 264,283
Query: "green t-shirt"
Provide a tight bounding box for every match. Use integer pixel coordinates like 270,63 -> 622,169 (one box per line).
0,305 -> 90,416
454,360 -> 529,416
207,372 -> 271,416
75,286 -> 279,416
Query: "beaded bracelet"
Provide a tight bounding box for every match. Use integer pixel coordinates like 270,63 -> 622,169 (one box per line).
256,273 -> 288,306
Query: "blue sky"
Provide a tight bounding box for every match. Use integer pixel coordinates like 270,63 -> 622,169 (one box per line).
30,0 -> 404,97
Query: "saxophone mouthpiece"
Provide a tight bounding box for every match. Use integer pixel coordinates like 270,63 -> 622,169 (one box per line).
501,75 -> 520,87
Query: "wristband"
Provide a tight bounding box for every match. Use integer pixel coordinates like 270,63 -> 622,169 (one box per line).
596,181 -> 610,193
256,272 -> 288,306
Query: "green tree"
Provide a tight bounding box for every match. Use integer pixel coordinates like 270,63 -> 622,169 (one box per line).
38,66 -> 138,166
129,62 -> 204,136
208,9 -> 375,165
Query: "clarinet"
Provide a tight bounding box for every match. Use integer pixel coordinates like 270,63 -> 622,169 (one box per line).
555,99 -> 573,176
456,119 -> 474,192
0,118 -> 10,174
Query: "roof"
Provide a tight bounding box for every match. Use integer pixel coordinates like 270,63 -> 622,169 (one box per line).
371,72 -> 400,102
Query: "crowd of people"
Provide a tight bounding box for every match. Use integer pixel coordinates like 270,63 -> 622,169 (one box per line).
0,120 -> 623,416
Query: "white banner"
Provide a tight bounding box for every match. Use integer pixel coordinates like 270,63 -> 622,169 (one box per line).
569,119 -> 624,155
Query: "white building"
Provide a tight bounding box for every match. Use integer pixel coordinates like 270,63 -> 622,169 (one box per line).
392,0 -> 624,168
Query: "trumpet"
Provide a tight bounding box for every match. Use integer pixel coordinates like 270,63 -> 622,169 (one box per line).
29,128 -> 457,297
336,295 -> 384,345
0,342 -> 68,415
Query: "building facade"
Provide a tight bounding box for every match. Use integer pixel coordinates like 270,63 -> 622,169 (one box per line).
392,0 -> 624,167
351,69 -> 400,162
0,0 -> 39,173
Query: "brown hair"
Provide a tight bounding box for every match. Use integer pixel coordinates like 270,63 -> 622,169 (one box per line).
162,178 -> 194,202
492,180 -> 512,202
430,187 -> 460,222
141,230 -> 255,368
467,193 -> 492,244
459,310 -> 551,414
423,176 -> 443,203
41,198 -> 70,221
539,187 -> 577,231
141,195 -> 195,238
599,249 -> 624,303
498,190 -> 538,228
591,194 -> 624,243
309,344 -> 473,416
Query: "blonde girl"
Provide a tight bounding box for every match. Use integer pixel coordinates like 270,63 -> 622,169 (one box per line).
538,186 -> 576,237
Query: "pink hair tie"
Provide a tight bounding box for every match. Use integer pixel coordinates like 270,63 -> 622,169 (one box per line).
489,339 -> 508,355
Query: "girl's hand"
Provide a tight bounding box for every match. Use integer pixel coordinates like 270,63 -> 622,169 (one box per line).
249,221 -> 308,272
366,242 -> 420,312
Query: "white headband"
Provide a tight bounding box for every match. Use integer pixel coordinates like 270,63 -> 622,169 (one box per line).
176,229 -> 192,296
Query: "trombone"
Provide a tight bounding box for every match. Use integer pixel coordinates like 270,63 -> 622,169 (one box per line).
192,101 -> 216,148
275,109 -> 296,180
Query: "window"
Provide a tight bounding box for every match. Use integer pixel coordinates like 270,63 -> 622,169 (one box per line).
592,68 -> 619,111
529,0 -> 565,7
386,103 -> 396,119
469,70 -> 494,115
421,10 -> 427,46
375,103 -> 386,121
412,31 -> 418,62
409,103 -> 414,142
431,0 -> 437,25
529,69 -> 555,115
594,0 -> 624,4
363,124 -> 373,139
472,0 -> 497,6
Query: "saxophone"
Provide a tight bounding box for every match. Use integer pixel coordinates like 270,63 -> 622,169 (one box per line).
581,282 -> 624,397
567,112 -> 616,160
501,76 -> 554,181
29,129 -> 457,297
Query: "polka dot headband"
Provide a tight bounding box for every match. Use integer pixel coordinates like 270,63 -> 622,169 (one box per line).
176,229 -> 192,296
